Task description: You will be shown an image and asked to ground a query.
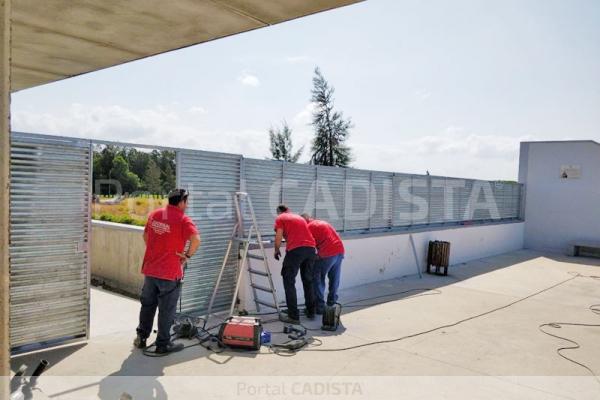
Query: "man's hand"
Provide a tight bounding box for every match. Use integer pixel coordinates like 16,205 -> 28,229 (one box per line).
176,252 -> 188,265
274,248 -> 281,261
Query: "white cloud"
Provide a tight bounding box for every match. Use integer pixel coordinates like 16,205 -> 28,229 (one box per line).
348,128 -> 536,180
237,72 -> 260,87
292,102 -> 315,126
188,106 -> 207,115
11,103 -> 269,158
415,89 -> 432,101
285,55 -> 310,64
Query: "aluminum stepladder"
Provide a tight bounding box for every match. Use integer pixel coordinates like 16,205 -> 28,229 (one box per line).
205,192 -> 281,322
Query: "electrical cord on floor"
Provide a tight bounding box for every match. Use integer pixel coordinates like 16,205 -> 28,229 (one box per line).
538,284 -> 600,383
296,272 -> 586,353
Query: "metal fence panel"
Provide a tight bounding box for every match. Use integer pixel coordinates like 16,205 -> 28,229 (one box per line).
371,172 -> 393,229
243,158 -> 282,235
344,169 -> 371,231
177,150 -> 241,314
283,163 -> 316,216
10,132 -> 91,351
315,166 -> 345,230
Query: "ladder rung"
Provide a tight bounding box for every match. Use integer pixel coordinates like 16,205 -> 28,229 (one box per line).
251,283 -> 274,293
255,299 -> 278,309
235,238 -> 259,245
247,253 -> 265,261
248,268 -> 269,277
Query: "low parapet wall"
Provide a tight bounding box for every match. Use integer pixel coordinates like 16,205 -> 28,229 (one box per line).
91,220 -> 145,297
91,220 -> 525,308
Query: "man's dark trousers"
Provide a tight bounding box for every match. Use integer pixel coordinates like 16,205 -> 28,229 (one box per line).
137,276 -> 181,347
281,246 -> 317,320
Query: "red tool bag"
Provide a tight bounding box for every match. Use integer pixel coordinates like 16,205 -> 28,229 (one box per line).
218,316 -> 262,350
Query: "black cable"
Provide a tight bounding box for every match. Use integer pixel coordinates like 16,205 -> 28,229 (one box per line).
538,297 -> 600,382
302,273 -> 581,353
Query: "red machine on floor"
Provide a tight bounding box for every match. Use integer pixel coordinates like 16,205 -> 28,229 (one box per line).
217,316 -> 263,350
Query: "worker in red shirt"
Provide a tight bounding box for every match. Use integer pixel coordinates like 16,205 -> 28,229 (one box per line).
134,189 -> 201,354
302,214 -> 345,314
274,204 -> 317,324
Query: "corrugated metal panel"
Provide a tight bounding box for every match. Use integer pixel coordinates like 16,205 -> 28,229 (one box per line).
283,163 -> 316,216
429,176 -> 445,224
345,169 -> 370,231
244,158 -> 282,235
371,172 -> 393,229
315,166 -> 345,230
410,176 -> 429,225
392,174 -> 413,227
10,132 -> 91,351
177,150 -> 240,314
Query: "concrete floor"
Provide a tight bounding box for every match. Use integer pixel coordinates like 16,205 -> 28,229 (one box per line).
10,250 -> 600,399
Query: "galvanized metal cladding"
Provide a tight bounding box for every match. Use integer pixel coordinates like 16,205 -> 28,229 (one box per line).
240,159 -> 522,234
9,132 -> 91,351
8,132 -> 523,339
176,150 -> 241,315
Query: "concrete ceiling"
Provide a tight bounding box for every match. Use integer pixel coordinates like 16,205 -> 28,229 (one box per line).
11,0 -> 362,92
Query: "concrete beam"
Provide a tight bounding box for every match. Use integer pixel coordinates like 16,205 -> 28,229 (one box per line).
0,0 -> 10,398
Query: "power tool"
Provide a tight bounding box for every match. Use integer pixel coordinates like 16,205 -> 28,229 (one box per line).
218,316 -> 263,350
283,324 -> 306,340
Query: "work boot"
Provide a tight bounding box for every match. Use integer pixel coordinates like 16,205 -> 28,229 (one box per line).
279,312 -> 300,324
303,308 -> 316,320
133,335 -> 147,349
155,342 -> 185,355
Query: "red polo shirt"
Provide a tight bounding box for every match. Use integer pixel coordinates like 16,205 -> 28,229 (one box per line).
274,212 -> 316,252
142,205 -> 199,281
307,219 -> 345,258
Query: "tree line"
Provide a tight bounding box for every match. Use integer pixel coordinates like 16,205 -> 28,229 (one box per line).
269,67 -> 353,167
93,146 -> 176,195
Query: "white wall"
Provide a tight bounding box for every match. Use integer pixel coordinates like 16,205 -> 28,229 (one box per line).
519,141 -> 600,253
240,222 -> 524,311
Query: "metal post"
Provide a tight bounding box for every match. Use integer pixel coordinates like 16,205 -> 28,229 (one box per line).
342,168 -> 347,232
367,172 -> 372,231
0,0 -> 11,396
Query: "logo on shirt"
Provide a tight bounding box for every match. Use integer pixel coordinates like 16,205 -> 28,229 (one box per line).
151,220 -> 171,235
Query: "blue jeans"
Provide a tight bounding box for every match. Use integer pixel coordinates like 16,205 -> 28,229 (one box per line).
313,254 -> 343,311
137,276 -> 181,347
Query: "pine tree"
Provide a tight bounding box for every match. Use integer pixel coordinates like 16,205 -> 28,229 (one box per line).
143,159 -> 162,195
310,67 -> 352,167
269,121 -> 303,163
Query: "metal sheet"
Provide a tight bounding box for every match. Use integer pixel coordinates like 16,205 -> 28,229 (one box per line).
243,158 -> 282,235
9,132 -> 91,352
177,150 -> 241,314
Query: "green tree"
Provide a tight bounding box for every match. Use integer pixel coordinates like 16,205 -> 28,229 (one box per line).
111,154 -> 140,194
310,67 -> 353,167
143,159 -> 163,194
159,151 -> 176,193
269,121 -> 303,162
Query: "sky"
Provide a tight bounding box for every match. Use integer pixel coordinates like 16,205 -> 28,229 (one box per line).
10,0 -> 600,181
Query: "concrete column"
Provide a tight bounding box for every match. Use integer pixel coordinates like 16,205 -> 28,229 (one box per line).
0,0 -> 11,398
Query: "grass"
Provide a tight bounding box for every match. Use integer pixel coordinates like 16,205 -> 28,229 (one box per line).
92,196 -> 167,226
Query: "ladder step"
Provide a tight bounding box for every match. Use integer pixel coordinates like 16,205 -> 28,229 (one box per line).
251,283 -> 274,293
235,238 -> 259,245
248,268 -> 269,277
255,299 -> 278,310
247,253 -> 265,261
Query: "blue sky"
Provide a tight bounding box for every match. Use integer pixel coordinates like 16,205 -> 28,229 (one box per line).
11,0 -> 600,180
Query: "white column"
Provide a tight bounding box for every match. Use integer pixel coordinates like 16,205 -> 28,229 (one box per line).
0,0 -> 11,397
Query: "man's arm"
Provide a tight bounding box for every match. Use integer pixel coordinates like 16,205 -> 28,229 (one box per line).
274,228 -> 284,260
186,234 -> 201,258
143,230 -> 149,245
